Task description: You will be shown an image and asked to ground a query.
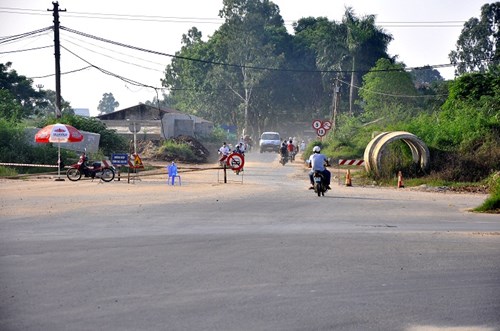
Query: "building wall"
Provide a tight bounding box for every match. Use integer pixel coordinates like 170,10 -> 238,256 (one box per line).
97,104 -> 213,139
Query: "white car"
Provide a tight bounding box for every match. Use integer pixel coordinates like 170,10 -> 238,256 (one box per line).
259,132 -> 281,153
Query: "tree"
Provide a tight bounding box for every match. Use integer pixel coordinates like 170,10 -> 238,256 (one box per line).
97,93 -> 119,115
449,2 -> 500,75
33,89 -> 73,117
0,62 -> 42,118
163,0 -> 288,136
410,65 -> 443,88
293,17 -> 348,125
215,0 -> 286,136
343,7 -> 393,116
358,58 -> 418,121
0,89 -> 23,121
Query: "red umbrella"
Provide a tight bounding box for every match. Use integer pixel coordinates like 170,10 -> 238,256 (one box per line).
35,123 -> 83,143
35,123 -> 84,180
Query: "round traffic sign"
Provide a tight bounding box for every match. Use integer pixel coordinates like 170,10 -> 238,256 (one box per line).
312,119 -> 322,130
316,127 -> 327,137
226,153 -> 245,171
322,120 -> 332,130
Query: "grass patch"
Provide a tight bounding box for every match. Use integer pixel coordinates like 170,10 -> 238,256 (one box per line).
158,140 -> 196,162
0,166 -> 18,177
473,172 -> 500,214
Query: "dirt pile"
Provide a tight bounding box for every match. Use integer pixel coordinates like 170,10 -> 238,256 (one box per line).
136,136 -> 212,163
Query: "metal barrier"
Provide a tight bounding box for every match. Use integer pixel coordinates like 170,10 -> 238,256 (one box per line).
0,162 -> 58,168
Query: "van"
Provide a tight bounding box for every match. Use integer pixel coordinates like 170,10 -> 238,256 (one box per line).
259,132 -> 281,153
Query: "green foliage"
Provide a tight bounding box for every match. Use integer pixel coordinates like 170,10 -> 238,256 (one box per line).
0,89 -> 23,121
158,140 -> 195,162
162,1 -> 393,135
205,127 -> 230,143
0,118 -> 75,173
0,165 -> 17,176
358,58 -> 419,120
474,172 -> 500,213
449,2 -> 500,75
97,93 -> 120,115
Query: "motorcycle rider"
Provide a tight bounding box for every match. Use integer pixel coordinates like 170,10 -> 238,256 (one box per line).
307,146 -> 331,190
279,141 -> 288,160
287,139 -> 296,160
218,142 -> 230,165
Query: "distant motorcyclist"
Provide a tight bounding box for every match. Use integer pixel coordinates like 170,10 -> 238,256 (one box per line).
287,139 -> 296,161
279,141 -> 288,158
307,146 -> 331,190
218,142 -> 230,165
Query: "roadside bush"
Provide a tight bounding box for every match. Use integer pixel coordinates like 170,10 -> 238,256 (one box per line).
474,172 -> 500,213
0,165 -> 17,176
157,140 -> 196,162
0,119 -> 76,174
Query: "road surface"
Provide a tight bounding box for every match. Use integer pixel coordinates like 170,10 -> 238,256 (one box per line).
1,151 -> 499,331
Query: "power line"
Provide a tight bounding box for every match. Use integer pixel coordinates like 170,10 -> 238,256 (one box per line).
59,26 -> 456,74
0,26 -> 53,44
59,33 -> 166,68
0,6 -> 467,27
61,45 -> 160,90
0,45 -> 52,54
29,65 -> 93,79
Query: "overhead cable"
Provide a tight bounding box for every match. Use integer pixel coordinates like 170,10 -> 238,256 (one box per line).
61,45 -> 160,90
0,45 -> 52,54
0,26 -> 53,44
60,26 -> 455,74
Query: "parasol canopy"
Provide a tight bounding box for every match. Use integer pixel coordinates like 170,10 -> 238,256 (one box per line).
35,123 -> 83,143
34,123 -> 84,181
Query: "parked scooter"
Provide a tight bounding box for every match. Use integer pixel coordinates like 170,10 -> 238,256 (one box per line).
66,150 -> 115,182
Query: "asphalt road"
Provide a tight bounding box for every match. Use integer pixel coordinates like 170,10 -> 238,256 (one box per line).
1,151 -> 499,331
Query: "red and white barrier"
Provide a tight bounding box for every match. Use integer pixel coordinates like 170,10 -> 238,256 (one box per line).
338,159 -> 364,166
337,159 -> 364,186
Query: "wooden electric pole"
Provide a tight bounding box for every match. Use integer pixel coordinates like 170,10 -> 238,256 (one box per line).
331,77 -> 340,134
48,1 -> 66,118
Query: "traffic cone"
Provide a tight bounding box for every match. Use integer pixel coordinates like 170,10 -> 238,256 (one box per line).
397,171 -> 404,188
345,169 -> 352,187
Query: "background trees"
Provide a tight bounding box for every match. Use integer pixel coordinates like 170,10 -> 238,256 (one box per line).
449,2 -> 499,75
0,1 -> 498,185
97,92 -> 120,115
162,0 -> 393,135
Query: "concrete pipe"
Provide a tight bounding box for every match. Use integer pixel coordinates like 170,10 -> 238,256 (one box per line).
363,132 -> 389,174
364,131 -> 430,176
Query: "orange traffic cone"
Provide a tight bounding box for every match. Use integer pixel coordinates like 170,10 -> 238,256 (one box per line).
345,169 -> 352,187
397,171 -> 404,188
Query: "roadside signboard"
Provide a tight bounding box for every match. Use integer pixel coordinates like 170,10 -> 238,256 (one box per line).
111,153 -> 129,166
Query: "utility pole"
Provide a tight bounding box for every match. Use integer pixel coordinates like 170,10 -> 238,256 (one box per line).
331,77 -> 340,134
48,1 -> 66,119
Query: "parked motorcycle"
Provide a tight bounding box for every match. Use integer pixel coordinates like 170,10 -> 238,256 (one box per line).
66,151 -> 115,182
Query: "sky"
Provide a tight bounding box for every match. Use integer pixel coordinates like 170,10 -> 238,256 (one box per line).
0,0 -> 491,116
